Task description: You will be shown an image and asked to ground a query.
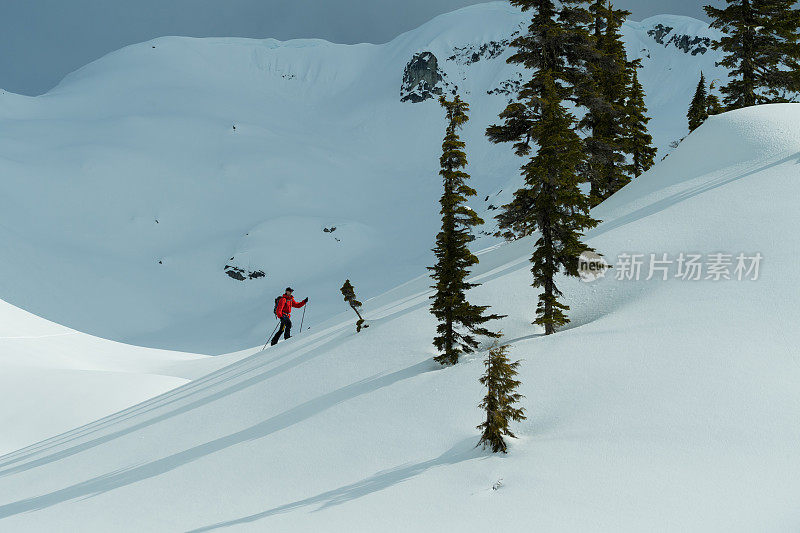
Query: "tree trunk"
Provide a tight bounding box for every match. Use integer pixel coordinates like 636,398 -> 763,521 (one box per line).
742,0 -> 756,107
350,304 -> 363,321
541,212 -> 556,336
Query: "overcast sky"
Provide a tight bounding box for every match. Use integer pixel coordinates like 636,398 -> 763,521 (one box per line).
1,0 -> 714,96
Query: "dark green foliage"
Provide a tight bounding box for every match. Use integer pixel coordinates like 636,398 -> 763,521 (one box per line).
477,341 -> 526,454
706,87 -> 724,116
704,0 -> 800,109
430,95 -> 502,366
589,0 -> 607,36
340,279 -> 368,332
624,61 -> 657,176
486,103 -> 534,157
688,73 -> 724,132
487,0 -> 600,335
688,72 -> 710,132
581,1 -> 633,204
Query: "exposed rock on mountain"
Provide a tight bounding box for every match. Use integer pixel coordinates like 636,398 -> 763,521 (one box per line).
648,23 -> 712,55
401,51 -> 449,103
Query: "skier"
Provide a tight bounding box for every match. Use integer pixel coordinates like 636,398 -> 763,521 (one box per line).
271,287 -> 308,346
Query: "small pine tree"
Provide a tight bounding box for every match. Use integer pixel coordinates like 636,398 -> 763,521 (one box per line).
477,341 -> 526,454
688,72 -> 710,132
487,0 -> 600,334
704,0 -> 800,109
624,60 -> 657,177
706,80 -> 724,116
340,279 -> 368,332
430,95 -> 502,366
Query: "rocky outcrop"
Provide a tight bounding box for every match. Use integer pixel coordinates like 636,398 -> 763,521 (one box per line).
648,24 -> 674,45
447,40 -> 509,65
647,24 -> 712,56
224,262 -> 265,281
401,52 -> 447,103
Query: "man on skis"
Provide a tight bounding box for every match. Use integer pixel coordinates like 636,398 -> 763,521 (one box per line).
271,287 -> 308,346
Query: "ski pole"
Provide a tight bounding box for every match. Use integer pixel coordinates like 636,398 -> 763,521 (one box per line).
299,305 -> 307,334
262,319 -> 280,351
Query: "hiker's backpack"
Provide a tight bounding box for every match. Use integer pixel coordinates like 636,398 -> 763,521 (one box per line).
273,296 -> 283,318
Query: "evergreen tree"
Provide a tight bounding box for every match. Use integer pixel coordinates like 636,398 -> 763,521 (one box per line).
624,60 -> 656,176
704,0 -> 800,109
706,80 -> 724,115
477,341 -> 526,454
430,95 -> 502,366
688,72 -> 710,132
487,0 -> 600,334
340,279 -> 368,332
581,1 -> 632,204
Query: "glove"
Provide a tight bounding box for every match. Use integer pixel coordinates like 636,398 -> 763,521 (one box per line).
304,297 -> 309,303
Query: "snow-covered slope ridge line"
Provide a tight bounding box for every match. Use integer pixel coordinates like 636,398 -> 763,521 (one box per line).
0,3 -> 724,354
0,297 -> 210,454
1,103 -> 799,531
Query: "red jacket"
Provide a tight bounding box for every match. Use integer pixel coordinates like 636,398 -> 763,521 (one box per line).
276,295 -> 306,318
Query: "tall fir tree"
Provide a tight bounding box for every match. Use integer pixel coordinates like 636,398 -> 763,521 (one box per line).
624,60 -> 656,177
430,95 -> 501,366
688,72 -> 710,132
487,0 -> 600,335
477,341 -> 526,454
340,279 -> 368,332
581,1 -> 632,204
704,0 -> 800,109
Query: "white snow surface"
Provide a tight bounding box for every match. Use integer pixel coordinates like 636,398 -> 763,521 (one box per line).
0,299 -> 202,454
2,3 -> 798,531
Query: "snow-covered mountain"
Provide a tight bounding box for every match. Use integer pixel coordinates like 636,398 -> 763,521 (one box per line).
0,3 -> 724,356
5,3 -> 798,530
2,101 -> 800,530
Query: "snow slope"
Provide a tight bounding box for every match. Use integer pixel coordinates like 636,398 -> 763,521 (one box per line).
1,103 -> 799,531
0,2 -> 725,356
0,298 -> 212,453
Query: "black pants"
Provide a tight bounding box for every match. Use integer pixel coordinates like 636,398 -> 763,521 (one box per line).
271,316 -> 292,345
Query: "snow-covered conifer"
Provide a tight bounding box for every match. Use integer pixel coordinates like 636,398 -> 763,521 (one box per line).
430,95 -> 502,365
624,61 -> 656,176
487,0 -> 600,334
477,341 -> 526,454
688,72 -> 710,132
705,0 -> 800,108
581,1 -> 633,203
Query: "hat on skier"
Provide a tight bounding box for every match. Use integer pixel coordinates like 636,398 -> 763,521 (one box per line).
285,287 -> 294,293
